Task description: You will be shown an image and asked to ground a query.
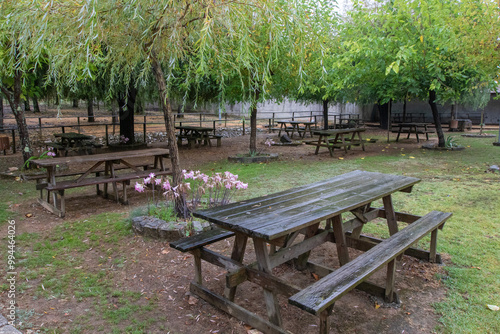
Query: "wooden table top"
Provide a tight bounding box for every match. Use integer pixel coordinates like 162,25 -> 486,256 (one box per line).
313,128 -> 366,135
277,120 -> 315,124
33,148 -> 169,167
193,170 -> 420,241
395,122 -> 429,127
175,126 -> 213,131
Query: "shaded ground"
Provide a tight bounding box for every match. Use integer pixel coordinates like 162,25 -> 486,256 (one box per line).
0,125 -> 449,333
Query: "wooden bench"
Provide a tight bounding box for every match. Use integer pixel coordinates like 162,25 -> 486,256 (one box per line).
40,168 -> 171,217
289,210 -> 452,334
170,228 -> 235,252
208,134 -> 223,147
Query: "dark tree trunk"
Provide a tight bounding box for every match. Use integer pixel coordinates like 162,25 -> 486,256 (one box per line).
402,99 -> 407,123
72,99 -> 79,108
0,96 -> 4,131
429,90 -> 445,147
87,98 -> 95,122
323,99 -> 329,130
119,85 -> 137,144
378,101 -> 390,130
33,96 -> 40,113
1,70 -> 33,165
249,90 -> 260,154
24,98 -> 31,112
150,52 -> 184,217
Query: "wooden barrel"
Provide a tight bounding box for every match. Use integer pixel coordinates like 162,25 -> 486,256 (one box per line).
0,134 -> 9,153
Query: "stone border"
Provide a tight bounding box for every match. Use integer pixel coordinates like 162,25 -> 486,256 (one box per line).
228,153 -> 279,163
131,216 -> 212,241
421,143 -> 465,151
0,315 -> 21,334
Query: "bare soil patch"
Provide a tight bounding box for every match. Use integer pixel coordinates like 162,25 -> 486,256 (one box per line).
0,126 -> 448,333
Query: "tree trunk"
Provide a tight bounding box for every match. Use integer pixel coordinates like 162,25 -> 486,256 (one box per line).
402,99 -> 407,123
24,98 -> 31,112
72,99 -> 79,108
378,101 -> 390,130
429,90 -> 445,147
0,96 -> 4,131
87,98 -> 95,122
323,99 -> 329,130
119,85 -> 136,144
150,53 -> 185,217
249,90 -> 260,154
1,70 -> 33,165
33,96 -> 40,113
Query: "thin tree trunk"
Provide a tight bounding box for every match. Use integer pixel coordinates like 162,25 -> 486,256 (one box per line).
429,90 -> 445,147
249,90 -> 260,154
24,98 -> 31,112
150,52 -> 185,217
72,99 -> 79,108
33,96 -> 40,113
87,98 -> 95,122
378,101 -> 390,130
323,99 -> 329,130
0,96 -> 4,131
479,110 -> 484,135
1,71 -> 33,165
402,99 -> 407,123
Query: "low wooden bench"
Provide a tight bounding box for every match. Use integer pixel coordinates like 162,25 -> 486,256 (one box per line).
170,228 -> 235,252
208,134 -> 223,147
289,210 -> 452,334
40,168 -> 171,217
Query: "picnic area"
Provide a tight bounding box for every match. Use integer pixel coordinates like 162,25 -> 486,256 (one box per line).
1,1 -> 499,333
0,107 -> 499,333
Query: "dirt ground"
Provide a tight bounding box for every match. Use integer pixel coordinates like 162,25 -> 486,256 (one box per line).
0,123 -> 449,334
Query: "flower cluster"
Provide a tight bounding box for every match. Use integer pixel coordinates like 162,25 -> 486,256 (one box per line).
134,170 -> 248,217
120,135 -> 130,144
265,138 -> 275,147
46,147 -> 57,157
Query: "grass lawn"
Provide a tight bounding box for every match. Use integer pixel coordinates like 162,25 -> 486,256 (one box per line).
1,131 -> 499,333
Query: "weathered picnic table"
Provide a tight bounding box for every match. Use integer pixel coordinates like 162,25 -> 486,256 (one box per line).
33,148 -> 170,217
276,120 -> 316,138
51,132 -> 95,156
176,125 -> 221,148
393,122 -> 433,142
305,128 -> 366,156
170,170 -> 452,334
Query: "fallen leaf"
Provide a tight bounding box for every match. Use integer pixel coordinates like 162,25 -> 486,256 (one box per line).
25,213 -> 33,218
161,249 -> 169,254
338,157 -> 344,160
188,296 -> 198,305
312,273 -> 319,281
487,304 -> 499,311
374,303 -> 381,309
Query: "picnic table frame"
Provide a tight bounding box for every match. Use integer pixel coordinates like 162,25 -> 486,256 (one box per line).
175,171 -> 450,333
33,148 -> 170,217
176,125 -> 217,148
306,128 -> 366,156
51,132 -> 95,156
276,120 -> 316,138
393,122 -> 432,142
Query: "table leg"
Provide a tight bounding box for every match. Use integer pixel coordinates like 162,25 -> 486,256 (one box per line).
315,135 -> 324,155
319,304 -> 334,334
253,238 -> 282,327
296,223 -> 319,270
357,130 -> 365,151
414,126 -> 420,142
396,127 -> 402,142
385,259 -> 397,302
331,215 -> 350,266
225,233 -> 248,301
382,195 -> 399,236
340,134 -> 348,153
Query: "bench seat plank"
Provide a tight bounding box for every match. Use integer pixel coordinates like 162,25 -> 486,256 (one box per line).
46,169 -> 171,191
289,210 -> 452,316
170,228 -> 235,252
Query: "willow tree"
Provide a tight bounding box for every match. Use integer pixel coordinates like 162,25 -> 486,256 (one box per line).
13,0 -> 327,215
337,0 -> 500,146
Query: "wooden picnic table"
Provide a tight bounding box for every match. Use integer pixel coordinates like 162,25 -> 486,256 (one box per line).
52,132 -> 95,156
305,128 -> 366,156
393,122 -> 433,142
33,148 -> 170,217
173,170 -> 451,333
276,120 -> 316,138
176,125 -> 220,148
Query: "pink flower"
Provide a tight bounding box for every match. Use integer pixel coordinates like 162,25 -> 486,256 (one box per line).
155,178 -> 162,186
47,151 -> 56,157
225,183 -> 232,189
149,172 -> 156,179
135,182 -> 145,192
162,180 -> 171,190
143,177 -> 151,185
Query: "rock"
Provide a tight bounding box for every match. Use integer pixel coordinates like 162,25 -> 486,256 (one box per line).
132,216 -> 213,241
486,165 -> 500,173
280,134 -> 292,143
